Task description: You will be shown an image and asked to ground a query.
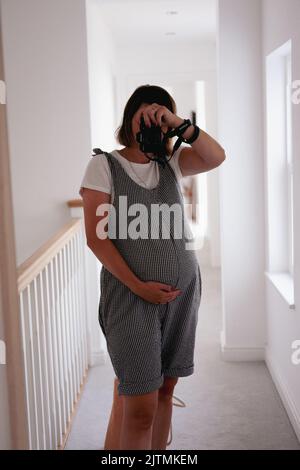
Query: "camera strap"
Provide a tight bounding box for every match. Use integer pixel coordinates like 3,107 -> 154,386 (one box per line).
163,119 -> 200,157
144,119 -> 200,167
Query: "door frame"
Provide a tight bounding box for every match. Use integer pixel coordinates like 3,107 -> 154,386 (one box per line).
0,4 -> 28,449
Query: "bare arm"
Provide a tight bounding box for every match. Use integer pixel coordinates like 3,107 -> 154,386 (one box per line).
82,187 -> 141,292
172,117 -> 226,176
81,187 -> 181,304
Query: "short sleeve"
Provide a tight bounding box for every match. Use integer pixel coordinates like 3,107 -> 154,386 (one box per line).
168,143 -> 189,180
79,154 -> 112,197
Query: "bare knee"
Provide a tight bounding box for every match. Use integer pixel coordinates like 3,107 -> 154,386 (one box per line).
112,377 -> 123,413
122,391 -> 158,430
158,377 -> 178,400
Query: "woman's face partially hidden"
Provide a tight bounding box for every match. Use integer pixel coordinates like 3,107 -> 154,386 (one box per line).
130,103 -> 169,148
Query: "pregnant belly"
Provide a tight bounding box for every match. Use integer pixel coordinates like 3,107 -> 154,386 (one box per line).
113,237 -> 198,290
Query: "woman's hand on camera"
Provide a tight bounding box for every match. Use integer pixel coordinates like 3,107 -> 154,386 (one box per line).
137,103 -> 183,129
132,280 -> 182,304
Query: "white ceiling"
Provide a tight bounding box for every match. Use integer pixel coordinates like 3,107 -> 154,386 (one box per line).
96,0 -> 217,46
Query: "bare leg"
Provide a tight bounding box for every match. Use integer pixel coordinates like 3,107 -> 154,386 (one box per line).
151,377 -> 178,450
119,389 -> 159,450
104,377 -> 123,450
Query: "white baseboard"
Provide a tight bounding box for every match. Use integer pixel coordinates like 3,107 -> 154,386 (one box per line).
265,348 -> 300,443
220,330 -> 265,361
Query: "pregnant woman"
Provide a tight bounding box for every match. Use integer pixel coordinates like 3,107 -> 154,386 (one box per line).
79,85 -> 226,450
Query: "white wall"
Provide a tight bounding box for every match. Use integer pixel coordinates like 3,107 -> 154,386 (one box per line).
205,73 -> 220,267
1,0 -> 91,266
217,0 -> 266,358
262,0 -> 300,440
84,0 -> 118,361
86,0 -> 118,149
113,41 -> 221,267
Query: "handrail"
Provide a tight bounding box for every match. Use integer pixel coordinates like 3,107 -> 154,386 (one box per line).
17,218 -> 82,293
16,215 -> 89,449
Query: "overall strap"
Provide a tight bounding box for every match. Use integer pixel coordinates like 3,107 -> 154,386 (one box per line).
92,148 -> 113,164
92,148 -> 117,181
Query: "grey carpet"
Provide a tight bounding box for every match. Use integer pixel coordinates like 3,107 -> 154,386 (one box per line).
65,265 -> 300,450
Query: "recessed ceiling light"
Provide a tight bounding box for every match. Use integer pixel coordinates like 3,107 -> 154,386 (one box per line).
166,11 -> 178,15
165,32 -> 176,35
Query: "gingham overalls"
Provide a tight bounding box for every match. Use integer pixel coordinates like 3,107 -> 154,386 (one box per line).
98,150 -> 202,396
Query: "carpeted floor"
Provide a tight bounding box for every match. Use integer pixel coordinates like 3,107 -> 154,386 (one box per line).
65,265 -> 300,450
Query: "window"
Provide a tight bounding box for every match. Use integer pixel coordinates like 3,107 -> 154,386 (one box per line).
265,40 -> 294,308
285,53 -> 294,277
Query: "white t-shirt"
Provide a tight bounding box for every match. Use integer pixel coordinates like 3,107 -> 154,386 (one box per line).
79,146 -> 186,203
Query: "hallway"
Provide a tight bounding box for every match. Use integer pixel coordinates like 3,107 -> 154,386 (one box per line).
65,264 -> 299,450
1,0 -> 300,451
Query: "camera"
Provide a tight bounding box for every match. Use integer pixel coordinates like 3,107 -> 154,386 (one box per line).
135,115 -> 166,156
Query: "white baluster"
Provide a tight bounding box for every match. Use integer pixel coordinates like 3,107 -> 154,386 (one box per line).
39,270 -> 52,449
49,259 -> 63,446
59,249 -> 71,431
62,244 -> 74,414
75,232 -> 83,377
27,284 -> 39,449
54,254 -> 67,435
78,227 -> 88,369
73,235 -> 84,384
70,237 -> 80,394
33,276 -> 46,449
44,263 -> 58,448
19,291 -> 33,450
66,241 -> 77,403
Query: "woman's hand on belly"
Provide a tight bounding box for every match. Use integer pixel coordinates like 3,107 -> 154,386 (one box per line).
132,280 -> 181,305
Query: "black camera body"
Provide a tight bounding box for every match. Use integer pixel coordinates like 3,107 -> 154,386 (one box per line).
135,115 -> 165,156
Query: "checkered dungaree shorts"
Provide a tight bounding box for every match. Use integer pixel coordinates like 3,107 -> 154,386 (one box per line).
98,150 -> 202,396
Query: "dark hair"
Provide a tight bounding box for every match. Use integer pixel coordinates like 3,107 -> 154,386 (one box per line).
115,84 -> 177,157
